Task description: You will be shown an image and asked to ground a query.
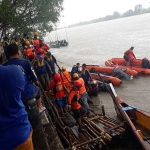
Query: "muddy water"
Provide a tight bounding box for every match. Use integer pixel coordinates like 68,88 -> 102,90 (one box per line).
48,13 -> 150,117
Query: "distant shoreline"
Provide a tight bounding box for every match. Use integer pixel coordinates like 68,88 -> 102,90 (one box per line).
58,5 -> 150,29
67,12 -> 150,29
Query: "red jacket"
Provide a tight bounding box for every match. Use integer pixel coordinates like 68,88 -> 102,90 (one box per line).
124,49 -> 136,59
41,44 -> 50,51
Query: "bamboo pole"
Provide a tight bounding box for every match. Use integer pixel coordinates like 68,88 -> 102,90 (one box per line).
97,119 -> 124,133
89,121 -> 112,141
99,117 -> 125,132
84,124 -> 98,138
56,128 -> 70,146
83,119 -> 101,136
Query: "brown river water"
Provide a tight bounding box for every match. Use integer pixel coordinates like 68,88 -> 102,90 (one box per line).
47,13 -> 150,117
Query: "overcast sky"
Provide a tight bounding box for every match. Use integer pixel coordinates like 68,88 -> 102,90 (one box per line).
57,0 -> 150,27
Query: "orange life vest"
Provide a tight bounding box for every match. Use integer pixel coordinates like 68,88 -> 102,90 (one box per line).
124,50 -> 135,60
77,78 -> 86,95
32,38 -> 40,48
68,90 -> 81,110
24,47 -> 35,58
61,70 -> 71,84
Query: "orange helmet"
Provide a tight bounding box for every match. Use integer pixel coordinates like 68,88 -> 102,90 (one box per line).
73,73 -> 79,78
74,81 -> 82,87
34,32 -> 38,36
25,41 -> 30,45
54,73 -> 61,81
62,66 -> 66,71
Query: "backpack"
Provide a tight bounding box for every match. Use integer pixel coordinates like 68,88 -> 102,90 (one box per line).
142,59 -> 150,69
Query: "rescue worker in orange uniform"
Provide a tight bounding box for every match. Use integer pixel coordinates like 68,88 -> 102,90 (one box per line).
124,46 -> 136,65
23,41 -> 35,62
49,73 -> 67,116
72,73 -> 91,117
39,39 -> 50,52
31,32 -> 40,50
68,81 -> 87,132
60,66 -> 72,93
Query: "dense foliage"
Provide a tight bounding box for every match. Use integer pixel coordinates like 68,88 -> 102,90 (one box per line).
68,4 -> 150,28
0,0 -> 64,40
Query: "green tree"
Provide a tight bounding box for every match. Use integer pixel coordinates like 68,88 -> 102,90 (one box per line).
122,9 -> 134,17
112,11 -> 120,19
134,4 -> 143,14
0,0 -> 64,40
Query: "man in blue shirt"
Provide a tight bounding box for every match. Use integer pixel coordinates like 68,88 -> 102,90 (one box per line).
34,54 -> 51,90
3,44 -> 45,113
0,65 -> 33,149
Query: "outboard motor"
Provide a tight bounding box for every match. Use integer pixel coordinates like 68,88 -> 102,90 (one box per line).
23,98 -> 41,129
88,79 -> 99,96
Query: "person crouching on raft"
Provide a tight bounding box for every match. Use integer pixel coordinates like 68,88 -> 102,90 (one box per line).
124,46 -> 136,66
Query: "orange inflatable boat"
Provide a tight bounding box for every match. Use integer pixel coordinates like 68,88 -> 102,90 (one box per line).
90,73 -> 122,86
105,58 -> 150,75
86,65 -> 138,77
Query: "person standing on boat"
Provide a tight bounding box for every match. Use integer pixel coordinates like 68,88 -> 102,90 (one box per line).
60,66 -> 72,93
124,47 -> 136,65
71,63 -> 81,75
0,65 -> 33,150
45,51 -> 58,74
33,54 -> 52,90
81,63 -> 92,90
72,73 -> 91,117
49,73 -> 68,116
3,44 -> 45,114
68,81 -> 87,132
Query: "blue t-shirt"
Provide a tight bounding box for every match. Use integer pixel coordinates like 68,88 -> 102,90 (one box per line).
0,65 -> 32,149
3,58 -> 38,101
3,58 -> 37,82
